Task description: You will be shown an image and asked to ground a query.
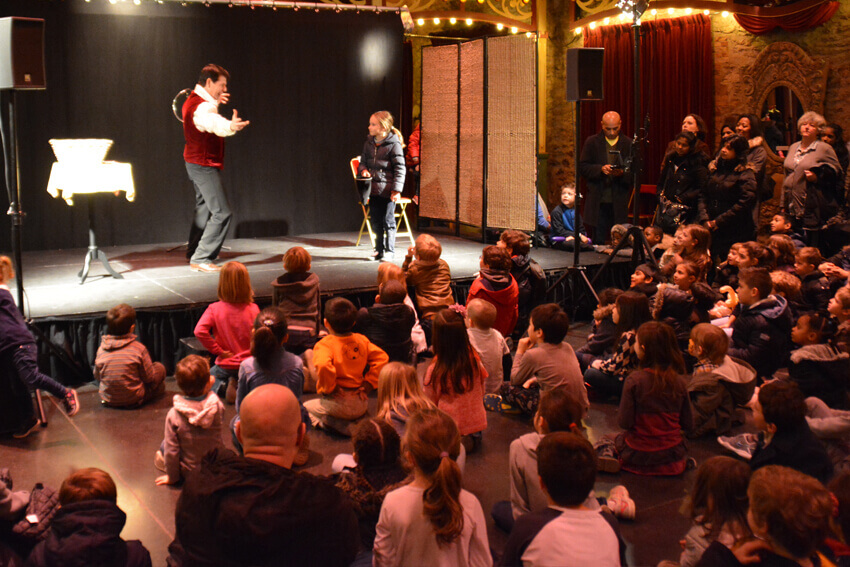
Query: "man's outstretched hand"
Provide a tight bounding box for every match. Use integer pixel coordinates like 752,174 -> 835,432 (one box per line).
230,109 -> 250,131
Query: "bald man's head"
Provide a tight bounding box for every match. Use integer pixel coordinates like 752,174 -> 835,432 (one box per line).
236,384 -> 305,468
601,112 -> 621,140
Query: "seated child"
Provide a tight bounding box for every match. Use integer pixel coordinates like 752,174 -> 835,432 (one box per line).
155,354 -> 224,486
467,245 -> 519,339
687,323 -> 756,437
232,307 -> 311,463
575,288 -> 623,372
748,380 -> 833,484
499,432 -> 624,567
770,270 -> 805,320
661,224 -> 712,282
728,267 -> 793,380
377,262 -> 427,355
424,308 -> 488,451
629,263 -> 661,298
770,212 -> 806,248
356,279 -> 416,363
601,321 -> 693,476
794,246 -> 834,313
830,286 -> 850,355
194,261 -> 260,404
644,225 -> 665,260
549,184 -> 592,251
271,246 -> 321,354
658,225 -> 684,272
789,312 -> 850,409
376,361 -> 436,436
667,457 -> 751,567
600,224 -> 633,257
712,243 -> 742,293
26,468 -> 152,566
95,303 -> 166,408
767,234 -> 797,273
466,298 -> 511,395
373,408 -> 491,567
496,303 -> 588,417
584,292 -> 652,400
491,389 -> 601,533
805,396 -> 850,476
0,255 -> 78,431
333,419 -> 410,557
737,240 -> 775,271
652,283 -> 696,359
697,465 -> 833,566
499,230 -> 546,337
402,234 -> 455,341
304,297 -> 389,436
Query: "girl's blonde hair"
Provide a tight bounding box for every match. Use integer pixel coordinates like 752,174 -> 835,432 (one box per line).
405,408 -> 463,545
372,111 -> 404,146
377,261 -> 406,288
377,362 -> 434,424
836,286 -> 850,311
0,255 -> 14,284
217,261 -> 254,304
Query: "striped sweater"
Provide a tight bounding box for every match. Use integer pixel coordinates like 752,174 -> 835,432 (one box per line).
95,334 -> 165,406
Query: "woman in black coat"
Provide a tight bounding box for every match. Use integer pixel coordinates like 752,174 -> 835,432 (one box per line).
699,135 -> 757,263
358,111 -> 406,262
655,131 -> 708,234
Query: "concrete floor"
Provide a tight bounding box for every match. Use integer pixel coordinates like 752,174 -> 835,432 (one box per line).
0,323 -> 756,567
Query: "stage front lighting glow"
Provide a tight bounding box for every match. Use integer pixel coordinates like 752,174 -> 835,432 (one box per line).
668,8 -> 674,14
603,17 -> 610,24
360,31 -> 393,80
650,8 -> 657,15
704,9 -> 709,15
684,7 -> 692,14
722,10 -> 729,17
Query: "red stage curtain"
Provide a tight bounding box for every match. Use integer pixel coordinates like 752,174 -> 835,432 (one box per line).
734,1 -> 838,35
580,15 -> 714,189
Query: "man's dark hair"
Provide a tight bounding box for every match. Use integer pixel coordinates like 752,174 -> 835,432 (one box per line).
530,303 -> 569,344
106,303 -> 136,335
324,297 -> 357,333
739,267 -> 773,299
198,64 -> 230,86
379,279 -> 407,305
759,380 -> 806,432
537,432 -> 596,507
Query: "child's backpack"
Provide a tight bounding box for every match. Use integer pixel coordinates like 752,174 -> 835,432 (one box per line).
517,259 -> 547,308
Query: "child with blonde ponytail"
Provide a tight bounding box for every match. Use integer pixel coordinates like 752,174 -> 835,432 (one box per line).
373,408 -> 491,567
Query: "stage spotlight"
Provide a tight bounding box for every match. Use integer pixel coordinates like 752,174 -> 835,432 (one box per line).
433,17 -> 440,23
722,10 -> 729,17
133,0 -> 140,5
704,9 -> 709,15
450,17 -> 456,24
589,21 -> 596,29
603,17 -> 609,24
510,26 -> 517,33
650,8 -> 656,15
466,18 -> 472,25
108,0 -> 118,4
684,7 -> 692,14
525,31 -> 532,37
417,18 -> 424,25
496,23 -> 503,30
668,8 -> 674,13
574,26 -> 582,34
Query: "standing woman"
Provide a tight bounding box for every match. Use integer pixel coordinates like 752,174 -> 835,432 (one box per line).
359,111 -> 406,262
699,135 -> 757,263
655,131 -> 708,234
781,111 -> 841,246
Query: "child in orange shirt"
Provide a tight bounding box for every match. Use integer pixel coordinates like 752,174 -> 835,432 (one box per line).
304,297 -> 389,436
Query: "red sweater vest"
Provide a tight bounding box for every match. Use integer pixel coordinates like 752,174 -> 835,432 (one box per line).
183,92 -> 225,169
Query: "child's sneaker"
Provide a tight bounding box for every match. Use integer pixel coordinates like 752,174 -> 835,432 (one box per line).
595,440 -> 621,473
13,418 -> 41,439
154,450 -> 166,472
607,485 -> 635,520
717,433 -> 758,460
62,389 -> 80,417
483,394 -> 502,412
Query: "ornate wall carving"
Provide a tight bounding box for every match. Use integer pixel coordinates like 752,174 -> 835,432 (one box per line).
742,41 -> 828,115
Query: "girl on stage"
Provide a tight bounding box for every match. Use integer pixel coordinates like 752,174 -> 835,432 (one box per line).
358,111 -> 406,262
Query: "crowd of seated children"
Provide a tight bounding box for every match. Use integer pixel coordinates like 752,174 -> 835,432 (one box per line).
95,303 -> 166,408
466,298 -> 511,395
549,184 -> 592,251
193,261 -> 259,404
575,288 -> 623,372
155,354 -> 224,486
356,279 -> 416,363
467,245 -> 519,339
493,303 -> 588,418
402,234 -> 455,342
0,255 -> 78,435
230,307 -> 311,463
423,308 -> 488,453
271,246 -> 321,354
584,291 -> 652,400
596,321 -> 693,476
373,408 -> 491,567
304,297 -> 389,436
658,457 -> 751,567
687,324 -> 756,438
499,432 -> 626,567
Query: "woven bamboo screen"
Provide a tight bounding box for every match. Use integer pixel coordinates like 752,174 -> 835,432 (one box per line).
419,44 -> 458,221
486,35 -> 537,231
458,40 -> 484,227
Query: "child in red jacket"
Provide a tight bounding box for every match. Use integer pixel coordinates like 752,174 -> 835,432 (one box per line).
467,245 -> 519,338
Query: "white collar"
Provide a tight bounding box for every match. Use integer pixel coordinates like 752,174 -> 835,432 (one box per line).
0,284 -> 9,291
193,84 -> 217,106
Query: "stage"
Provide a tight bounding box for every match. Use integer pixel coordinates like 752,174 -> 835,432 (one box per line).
15,231 -> 631,382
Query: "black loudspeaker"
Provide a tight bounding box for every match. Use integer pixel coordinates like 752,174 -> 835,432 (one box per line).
566,48 -> 604,101
0,17 -> 46,90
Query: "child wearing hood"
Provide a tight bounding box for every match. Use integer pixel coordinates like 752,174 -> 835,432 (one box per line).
155,355 -> 224,486
467,245 -> 519,339
788,312 -> 850,409
271,246 -> 321,355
